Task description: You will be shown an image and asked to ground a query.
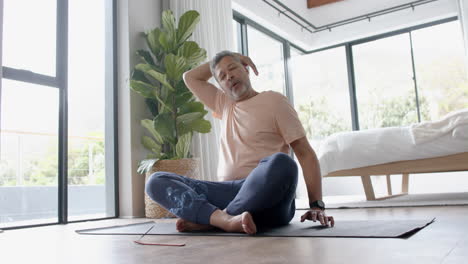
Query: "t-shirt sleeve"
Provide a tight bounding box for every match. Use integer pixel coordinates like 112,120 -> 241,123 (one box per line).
213,89 -> 228,119
275,95 -> 307,144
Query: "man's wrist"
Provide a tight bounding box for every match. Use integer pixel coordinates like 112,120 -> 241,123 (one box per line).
309,200 -> 325,210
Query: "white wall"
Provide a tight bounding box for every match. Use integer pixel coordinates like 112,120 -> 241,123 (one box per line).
117,0 -> 162,218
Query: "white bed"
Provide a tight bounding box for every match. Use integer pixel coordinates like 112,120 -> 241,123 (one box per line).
318,111 -> 468,200
319,126 -> 468,177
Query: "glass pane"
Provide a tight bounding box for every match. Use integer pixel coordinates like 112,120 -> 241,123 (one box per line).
67,0 -> 111,221
412,21 -> 468,121
3,0 -> 56,76
247,26 -> 285,94
291,47 -> 352,149
353,33 -> 418,129
233,20 -> 241,53
290,47 -> 352,201
0,80 -> 59,228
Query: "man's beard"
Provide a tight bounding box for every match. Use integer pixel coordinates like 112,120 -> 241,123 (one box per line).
232,84 -> 248,101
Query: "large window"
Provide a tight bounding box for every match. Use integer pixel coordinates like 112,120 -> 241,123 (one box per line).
1,0 -> 117,229
246,26 -> 285,94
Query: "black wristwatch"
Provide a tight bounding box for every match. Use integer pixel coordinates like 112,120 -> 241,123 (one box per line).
309,200 -> 325,210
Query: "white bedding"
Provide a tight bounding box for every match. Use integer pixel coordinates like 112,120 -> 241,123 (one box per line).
410,109 -> 468,144
318,126 -> 468,176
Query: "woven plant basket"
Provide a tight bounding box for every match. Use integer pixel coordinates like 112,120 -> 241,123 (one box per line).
144,158 -> 199,219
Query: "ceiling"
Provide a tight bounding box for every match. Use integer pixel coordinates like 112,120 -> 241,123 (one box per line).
267,0 -> 428,28
232,0 -> 456,51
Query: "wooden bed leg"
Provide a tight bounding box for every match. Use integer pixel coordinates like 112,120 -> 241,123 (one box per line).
402,173 -> 409,194
361,175 -> 376,201
386,174 -> 392,195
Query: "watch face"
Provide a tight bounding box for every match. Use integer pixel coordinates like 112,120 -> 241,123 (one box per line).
310,200 -> 325,209
317,200 -> 325,207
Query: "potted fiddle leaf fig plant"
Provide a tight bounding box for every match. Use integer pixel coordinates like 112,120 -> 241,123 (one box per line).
130,9 -> 211,218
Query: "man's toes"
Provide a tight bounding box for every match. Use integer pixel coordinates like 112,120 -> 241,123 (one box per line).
176,219 -> 185,231
242,212 -> 257,235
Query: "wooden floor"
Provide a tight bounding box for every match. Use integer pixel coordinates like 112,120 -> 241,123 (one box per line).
1,206 -> 468,264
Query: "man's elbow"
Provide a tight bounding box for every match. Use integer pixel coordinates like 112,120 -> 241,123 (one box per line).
294,144 -> 317,162
182,71 -> 190,83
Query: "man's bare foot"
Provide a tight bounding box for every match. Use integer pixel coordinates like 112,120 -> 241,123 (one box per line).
176,218 -> 214,232
210,210 -> 257,235
239,211 -> 257,235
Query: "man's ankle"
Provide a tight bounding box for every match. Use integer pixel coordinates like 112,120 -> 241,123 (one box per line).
210,209 -> 233,230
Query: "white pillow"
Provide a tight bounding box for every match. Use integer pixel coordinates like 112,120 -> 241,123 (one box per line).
452,125 -> 468,140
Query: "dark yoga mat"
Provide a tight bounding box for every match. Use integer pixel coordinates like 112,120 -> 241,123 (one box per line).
76,218 -> 435,238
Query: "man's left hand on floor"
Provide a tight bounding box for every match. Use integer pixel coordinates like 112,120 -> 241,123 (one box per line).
300,209 -> 335,227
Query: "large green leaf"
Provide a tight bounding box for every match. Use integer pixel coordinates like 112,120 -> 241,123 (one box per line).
159,85 -> 169,111
162,10 -> 176,36
136,49 -> 155,65
159,31 -> 172,53
177,112 -> 203,126
146,28 -> 162,57
175,132 -> 192,159
176,10 -> 200,45
178,117 -> 212,135
137,159 -> 159,174
131,68 -> 148,83
177,41 -> 207,67
160,10 -> 177,53
165,54 -> 187,82
191,119 -> 212,133
130,79 -> 172,113
142,136 -> 162,155
175,92 -> 193,108
154,113 -> 176,144
152,90 -> 174,114
178,101 -> 207,116
130,80 -> 155,99
177,123 -> 190,136
141,119 -> 163,144
132,67 -> 164,89
135,64 -> 175,92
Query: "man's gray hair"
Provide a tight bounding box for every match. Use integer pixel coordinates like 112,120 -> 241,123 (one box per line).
209,50 -> 241,78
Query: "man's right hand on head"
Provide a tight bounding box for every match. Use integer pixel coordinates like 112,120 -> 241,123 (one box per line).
235,53 -> 259,76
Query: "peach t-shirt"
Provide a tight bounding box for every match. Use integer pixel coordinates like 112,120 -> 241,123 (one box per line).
209,90 -> 306,181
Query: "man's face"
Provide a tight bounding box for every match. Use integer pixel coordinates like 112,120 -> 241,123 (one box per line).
214,56 -> 252,101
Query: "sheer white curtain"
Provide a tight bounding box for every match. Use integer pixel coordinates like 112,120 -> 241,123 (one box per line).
458,0 -> 468,74
169,0 -> 234,181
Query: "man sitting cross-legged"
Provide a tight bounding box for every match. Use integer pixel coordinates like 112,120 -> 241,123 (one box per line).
145,51 -> 334,235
